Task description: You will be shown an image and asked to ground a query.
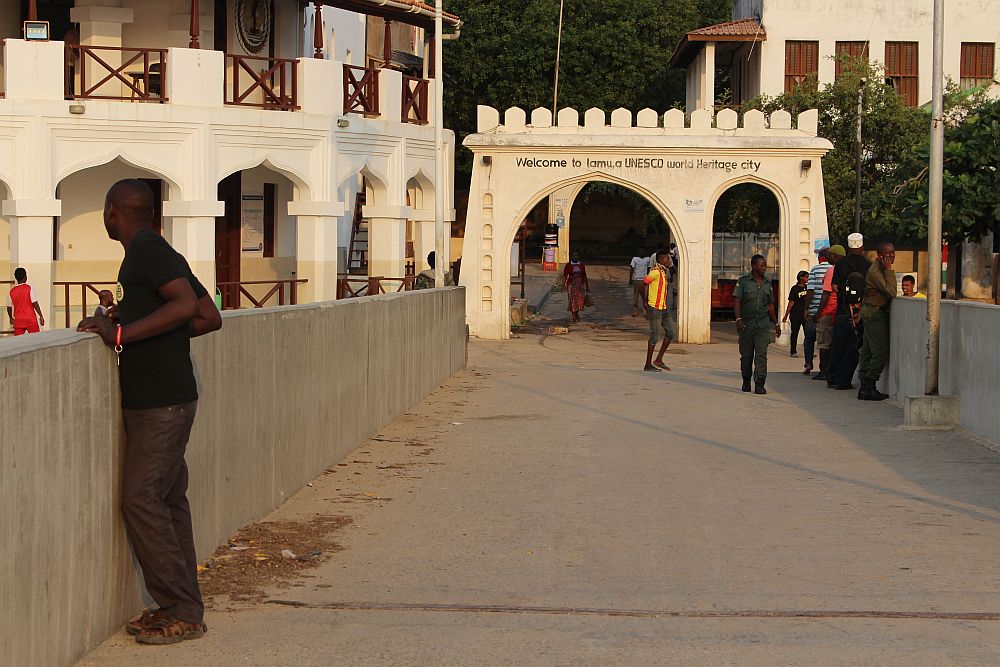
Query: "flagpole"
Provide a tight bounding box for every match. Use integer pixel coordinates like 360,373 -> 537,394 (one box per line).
434,0 -> 445,287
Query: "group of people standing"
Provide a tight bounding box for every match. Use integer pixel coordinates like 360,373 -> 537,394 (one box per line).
736,232 -> 916,400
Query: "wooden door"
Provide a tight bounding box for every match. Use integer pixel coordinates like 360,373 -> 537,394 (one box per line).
216,172 -> 242,308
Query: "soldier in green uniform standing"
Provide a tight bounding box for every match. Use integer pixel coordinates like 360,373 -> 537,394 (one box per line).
733,254 -> 782,394
858,241 -> 897,401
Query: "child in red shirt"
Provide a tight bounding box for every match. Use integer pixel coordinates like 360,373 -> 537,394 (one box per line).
6,267 -> 45,335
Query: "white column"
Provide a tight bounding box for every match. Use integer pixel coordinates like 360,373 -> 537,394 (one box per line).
702,41 -> 716,111
291,200 -> 344,304
363,205 -> 411,285
3,200 -> 61,327
163,200 -> 224,300
70,2 -> 134,98
3,40 -> 65,101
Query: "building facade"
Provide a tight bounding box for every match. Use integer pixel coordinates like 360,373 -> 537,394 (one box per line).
673,0 -> 999,110
0,0 -> 458,327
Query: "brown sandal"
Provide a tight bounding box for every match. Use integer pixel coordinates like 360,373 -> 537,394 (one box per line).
125,609 -> 166,636
136,616 -> 206,645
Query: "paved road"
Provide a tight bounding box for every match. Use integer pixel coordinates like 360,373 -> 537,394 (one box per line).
82,266 -> 1000,666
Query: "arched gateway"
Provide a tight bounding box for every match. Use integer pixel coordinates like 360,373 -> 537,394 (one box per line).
461,106 -> 833,343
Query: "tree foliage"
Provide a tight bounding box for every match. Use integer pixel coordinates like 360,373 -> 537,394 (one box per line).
442,0 -> 731,187
743,57 -> 998,244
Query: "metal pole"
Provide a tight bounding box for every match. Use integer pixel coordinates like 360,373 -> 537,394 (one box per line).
925,0 -> 945,395
854,77 -> 864,233
433,1 -> 445,287
552,0 -> 565,117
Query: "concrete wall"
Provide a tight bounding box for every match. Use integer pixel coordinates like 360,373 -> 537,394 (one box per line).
0,288 -> 466,667
886,297 -> 1000,444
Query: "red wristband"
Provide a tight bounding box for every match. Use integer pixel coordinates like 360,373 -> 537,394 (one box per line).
116,325 -> 123,348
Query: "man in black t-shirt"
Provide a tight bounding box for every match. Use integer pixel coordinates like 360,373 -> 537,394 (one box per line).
78,180 -> 222,645
825,233 -> 872,390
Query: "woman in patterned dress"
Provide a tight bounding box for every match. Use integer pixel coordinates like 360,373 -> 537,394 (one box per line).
562,251 -> 590,323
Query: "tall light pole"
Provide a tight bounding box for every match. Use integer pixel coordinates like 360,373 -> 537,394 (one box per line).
433,0 -> 446,287
552,0 -> 565,117
925,0 -> 945,394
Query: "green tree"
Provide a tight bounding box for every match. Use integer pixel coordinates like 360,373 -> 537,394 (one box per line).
874,96 -> 1000,243
442,0 -> 732,187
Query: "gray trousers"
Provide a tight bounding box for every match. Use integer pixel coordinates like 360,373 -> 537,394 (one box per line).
739,329 -> 771,383
122,401 -> 203,624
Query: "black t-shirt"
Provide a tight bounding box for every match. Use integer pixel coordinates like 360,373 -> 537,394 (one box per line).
832,254 -> 872,314
787,284 -> 809,320
117,228 -> 207,409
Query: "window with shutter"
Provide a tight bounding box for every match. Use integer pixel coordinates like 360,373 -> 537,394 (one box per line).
960,43 -> 995,90
785,41 -> 819,93
886,42 -> 919,106
835,41 -> 869,80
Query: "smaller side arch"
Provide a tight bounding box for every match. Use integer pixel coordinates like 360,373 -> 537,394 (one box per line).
216,156 -> 313,201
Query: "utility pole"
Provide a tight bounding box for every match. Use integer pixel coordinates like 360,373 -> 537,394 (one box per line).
433,0 -> 446,288
552,0 -> 565,117
925,0 -> 945,394
854,77 -> 864,233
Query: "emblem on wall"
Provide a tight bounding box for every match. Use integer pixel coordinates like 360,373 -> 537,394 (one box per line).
235,0 -> 272,55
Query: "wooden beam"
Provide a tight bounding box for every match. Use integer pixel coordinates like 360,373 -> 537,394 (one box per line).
189,0 -> 200,49
383,19 -> 392,64
28,0 -> 38,22
317,0 -> 453,30
313,1 -> 324,58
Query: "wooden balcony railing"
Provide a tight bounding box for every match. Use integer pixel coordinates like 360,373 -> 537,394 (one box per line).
225,54 -> 299,111
67,45 -> 167,102
53,281 -> 117,328
401,76 -> 429,125
336,275 -> 413,299
344,64 -> 380,117
216,279 -> 307,310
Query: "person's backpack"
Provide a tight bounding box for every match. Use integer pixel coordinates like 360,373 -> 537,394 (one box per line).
844,271 -> 866,305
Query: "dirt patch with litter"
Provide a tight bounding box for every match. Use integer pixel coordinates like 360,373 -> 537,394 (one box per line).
199,514 -> 352,607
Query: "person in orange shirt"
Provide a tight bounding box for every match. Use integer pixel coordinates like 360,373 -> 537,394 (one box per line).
642,249 -> 674,372
6,267 -> 45,335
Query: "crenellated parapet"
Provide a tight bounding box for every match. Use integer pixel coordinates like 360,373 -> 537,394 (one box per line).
475,105 -> 819,137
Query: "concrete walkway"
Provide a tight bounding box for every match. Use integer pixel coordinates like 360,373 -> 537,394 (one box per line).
81,266 -> 1000,666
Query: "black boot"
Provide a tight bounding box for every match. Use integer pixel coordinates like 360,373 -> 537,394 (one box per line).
742,375 -> 752,392
754,382 -> 767,395
859,378 -> 888,401
858,378 -> 871,400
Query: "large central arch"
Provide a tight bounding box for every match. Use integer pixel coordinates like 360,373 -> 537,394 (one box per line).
461,105 -> 833,342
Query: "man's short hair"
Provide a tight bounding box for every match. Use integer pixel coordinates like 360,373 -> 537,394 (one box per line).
877,241 -> 895,254
656,250 -> 670,262
106,179 -> 155,223
13,267 -> 27,283
750,254 -> 765,265
902,274 -> 916,283
426,251 -> 436,269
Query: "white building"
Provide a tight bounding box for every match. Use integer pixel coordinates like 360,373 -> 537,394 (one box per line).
673,0 -> 1000,111
0,0 -> 459,327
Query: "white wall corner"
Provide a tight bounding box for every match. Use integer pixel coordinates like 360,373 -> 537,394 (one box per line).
3,40 -> 66,102
297,57 -> 341,115
379,68 -> 403,123
165,48 -> 224,107
797,109 -> 819,135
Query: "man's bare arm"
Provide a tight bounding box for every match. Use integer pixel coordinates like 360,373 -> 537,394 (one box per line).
189,293 -> 222,338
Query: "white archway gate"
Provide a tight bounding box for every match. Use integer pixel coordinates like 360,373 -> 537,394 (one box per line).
461,105 -> 833,342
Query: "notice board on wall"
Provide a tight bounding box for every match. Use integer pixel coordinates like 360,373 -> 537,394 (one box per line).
241,194 -> 265,253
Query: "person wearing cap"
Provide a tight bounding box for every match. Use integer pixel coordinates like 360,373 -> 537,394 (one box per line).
858,242 -> 896,400
826,233 -> 872,390
810,245 -> 844,380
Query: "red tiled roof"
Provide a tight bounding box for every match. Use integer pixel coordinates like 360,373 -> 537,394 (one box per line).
669,18 -> 765,67
687,18 -> 765,40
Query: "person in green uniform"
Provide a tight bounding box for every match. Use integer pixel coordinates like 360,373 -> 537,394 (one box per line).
733,254 -> 781,394
858,241 -> 896,401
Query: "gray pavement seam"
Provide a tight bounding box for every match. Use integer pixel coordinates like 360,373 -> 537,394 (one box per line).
265,600 -> 1000,621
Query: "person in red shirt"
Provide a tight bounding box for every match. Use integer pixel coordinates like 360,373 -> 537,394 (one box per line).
6,267 -> 45,335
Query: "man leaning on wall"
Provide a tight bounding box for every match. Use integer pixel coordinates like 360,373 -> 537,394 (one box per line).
78,180 -> 222,645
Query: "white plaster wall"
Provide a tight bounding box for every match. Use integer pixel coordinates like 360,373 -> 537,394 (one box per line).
306,5 -> 367,65
239,165 -> 297,284
461,107 -> 832,343
0,179 -> 9,274
752,0 -> 1000,103
123,0 -> 206,50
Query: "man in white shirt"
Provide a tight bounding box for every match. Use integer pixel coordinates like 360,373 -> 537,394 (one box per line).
629,248 -> 651,316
